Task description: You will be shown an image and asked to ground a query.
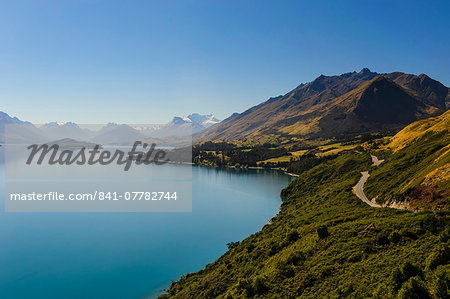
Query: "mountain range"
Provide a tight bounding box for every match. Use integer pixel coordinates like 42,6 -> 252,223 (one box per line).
141,113 -> 220,138
0,112 -> 46,143
197,68 -> 449,142
0,113 -> 220,145
2,68 -> 448,146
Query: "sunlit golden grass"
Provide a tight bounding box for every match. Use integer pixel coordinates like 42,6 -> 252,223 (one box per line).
388,110 -> 449,152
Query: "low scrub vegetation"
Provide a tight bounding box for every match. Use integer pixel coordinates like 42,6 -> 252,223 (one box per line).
161,150 -> 450,298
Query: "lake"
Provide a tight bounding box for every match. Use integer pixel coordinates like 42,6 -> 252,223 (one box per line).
0,148 -> 292,298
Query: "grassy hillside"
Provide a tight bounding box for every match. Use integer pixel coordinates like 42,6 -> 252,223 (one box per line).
161,147 -> 449,298
364,110 -> 450,210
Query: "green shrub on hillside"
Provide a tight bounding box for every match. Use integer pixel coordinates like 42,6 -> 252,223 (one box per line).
432,266 -> 449,299
316,225 -> 329,239
427,246 -> 450,271
397,276 -> 432,299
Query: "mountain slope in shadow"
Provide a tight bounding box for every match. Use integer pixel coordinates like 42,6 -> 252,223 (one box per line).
197,69 -> 448,142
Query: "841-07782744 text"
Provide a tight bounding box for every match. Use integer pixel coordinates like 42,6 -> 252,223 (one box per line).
9,191 -> 178,201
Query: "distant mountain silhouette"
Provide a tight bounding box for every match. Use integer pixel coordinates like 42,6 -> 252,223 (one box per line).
0,113 -> 219,145
0,112 -> 47,143
39,122 -> 96,141
142,113 -> 220,138
90,124 -> 148,145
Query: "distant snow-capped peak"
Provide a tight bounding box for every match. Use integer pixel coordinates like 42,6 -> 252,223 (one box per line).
43,121 -> 79,127
200,114 -> 220,126
172,113 -> 220,127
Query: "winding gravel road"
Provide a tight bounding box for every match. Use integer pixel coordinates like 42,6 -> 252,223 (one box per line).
353,171 -> 381,208
353,154 -> 383,208
370,154 -> 385,166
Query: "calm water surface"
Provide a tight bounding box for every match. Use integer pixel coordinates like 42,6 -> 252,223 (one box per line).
0,149 -> 292,298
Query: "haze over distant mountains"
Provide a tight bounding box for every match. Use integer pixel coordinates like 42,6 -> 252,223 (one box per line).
141,113 -> 220,138
198,68 -> 449,141
0,113 -> 220,145
0,111 -> 47,143
2,68 -> 449,145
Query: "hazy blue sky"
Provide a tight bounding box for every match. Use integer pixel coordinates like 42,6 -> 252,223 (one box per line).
1,0 -> 449,124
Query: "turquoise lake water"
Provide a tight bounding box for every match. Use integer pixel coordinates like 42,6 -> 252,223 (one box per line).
0,150 -> 292,298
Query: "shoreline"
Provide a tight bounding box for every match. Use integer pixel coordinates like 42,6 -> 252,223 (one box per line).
191,163 -> 299,177
155,162 -> 293,298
